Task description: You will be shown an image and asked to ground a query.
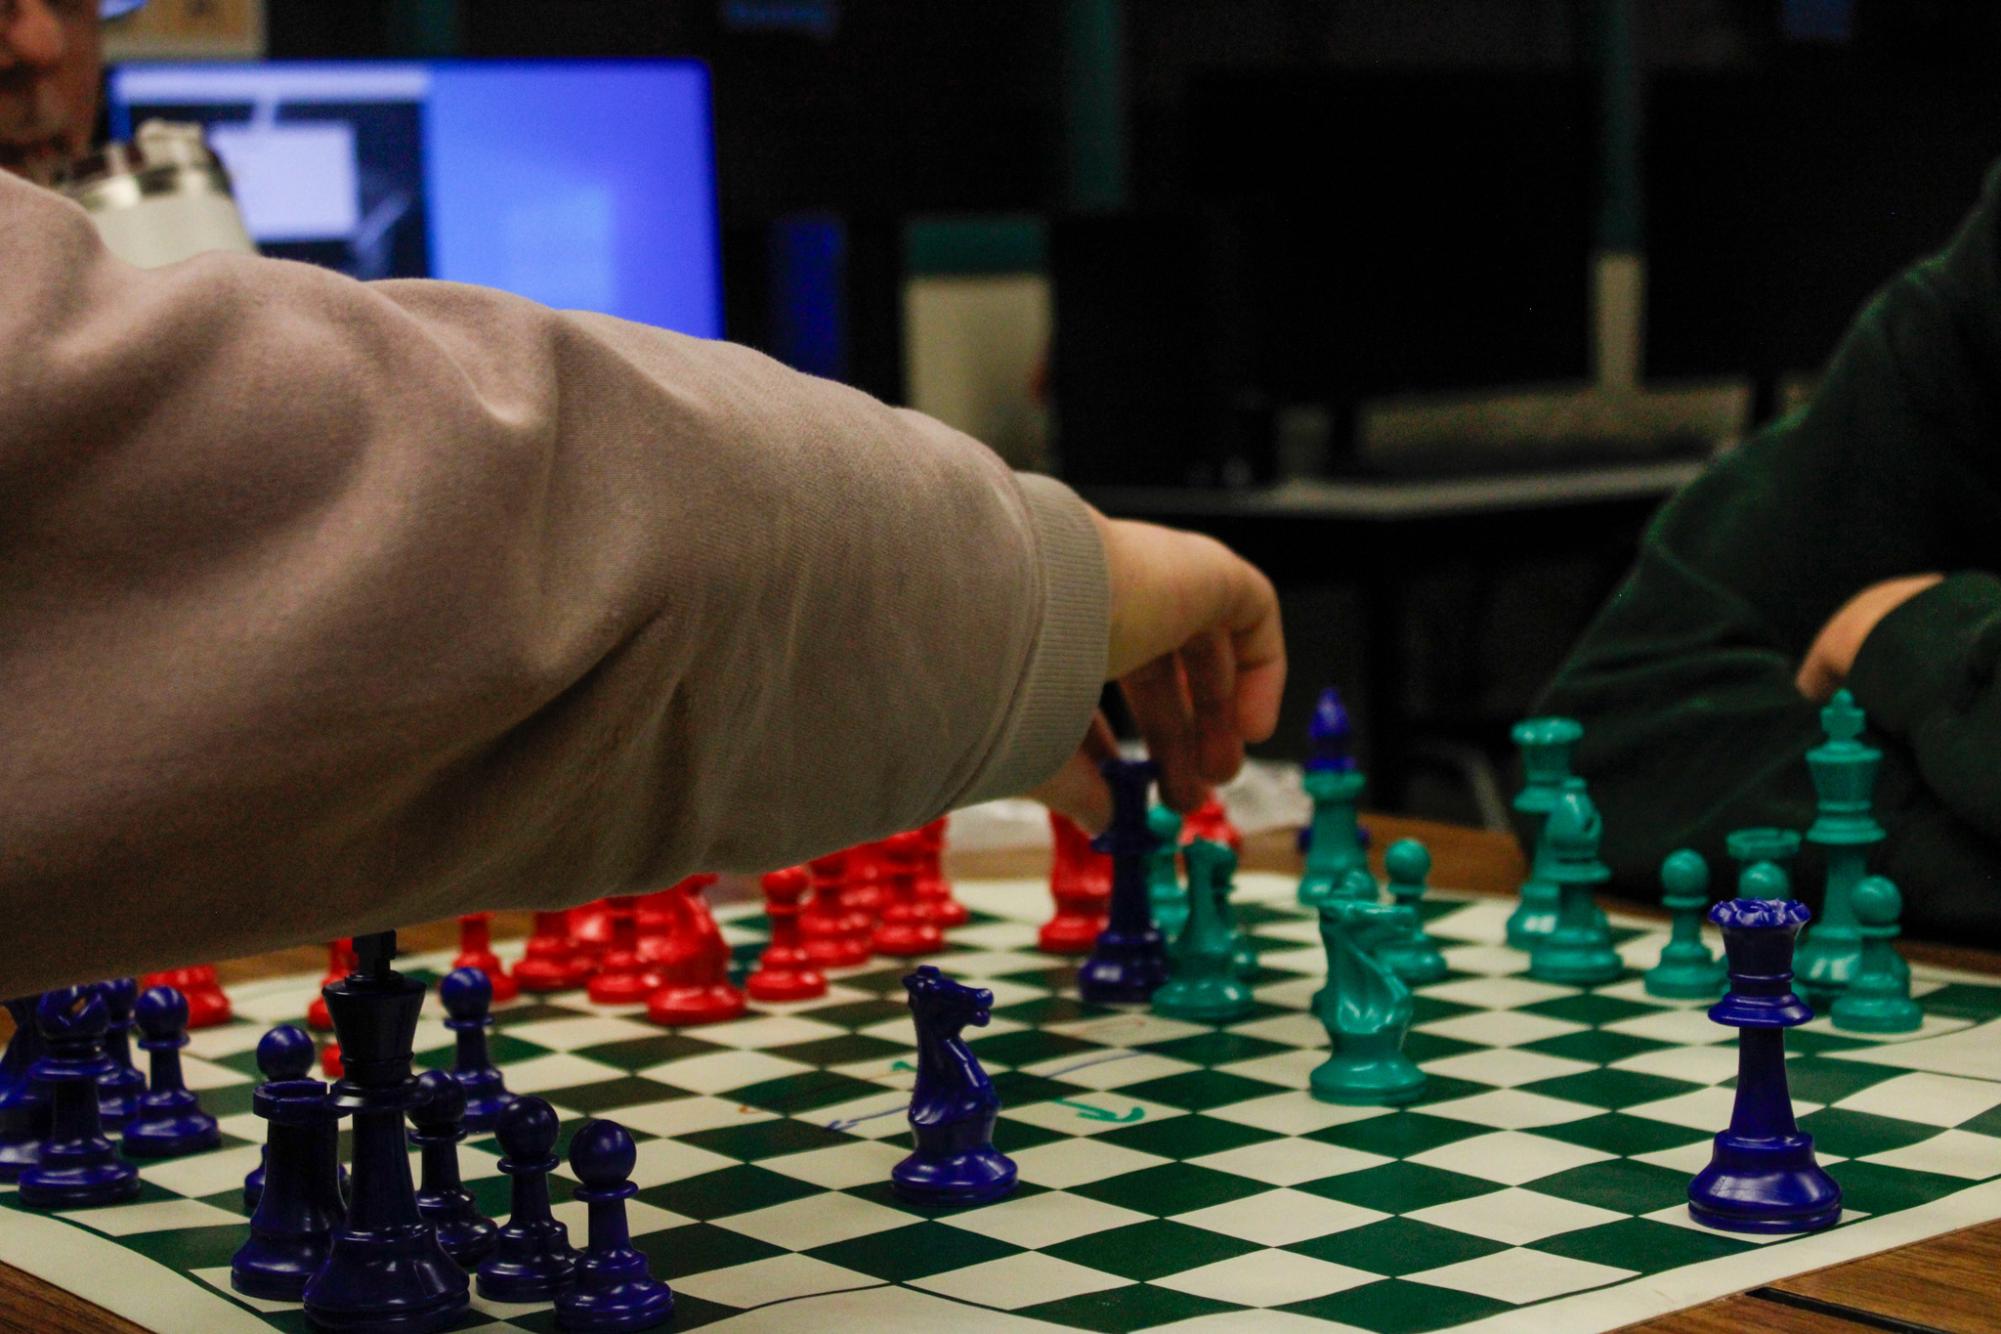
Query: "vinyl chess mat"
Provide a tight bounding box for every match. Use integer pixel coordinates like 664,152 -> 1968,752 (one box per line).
10,876 -> 2001,1334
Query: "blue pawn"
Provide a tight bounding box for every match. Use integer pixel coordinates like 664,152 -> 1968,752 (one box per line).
440,968 -> 513,1133
232,1026 -> 346,1301
0,994 -> 50,1182
1688,896 -> 1842,1234
123,986 -> 220,1158
95,978 -> 146,1130
891,966 -> 1017,1206
478,1095 -> 577,1302
411,1070 -> 498,1269
244,1024 -> 316,1211
556,1120 -> 674,1331
20,986 -> 140,1209
1077,759 -> 1171,1004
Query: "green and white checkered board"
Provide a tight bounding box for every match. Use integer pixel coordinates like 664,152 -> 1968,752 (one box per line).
10,874 -> 2001,1334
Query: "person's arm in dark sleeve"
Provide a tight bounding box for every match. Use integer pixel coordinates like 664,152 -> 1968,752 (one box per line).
1532,162 -> 2001,932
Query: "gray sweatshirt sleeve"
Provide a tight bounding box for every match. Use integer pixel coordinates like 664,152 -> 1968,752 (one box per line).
0,174 -> 1108,993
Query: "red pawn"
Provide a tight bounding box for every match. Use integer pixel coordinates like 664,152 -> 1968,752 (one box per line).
587,895 -> 660,1004
1040,811 -> 1111,954
515,911 -> 593,992
842,842 -> 887,920
306,939 -> 354,1031
914,816 -> 969,927
747,868 -> 827,1001
1181,794 -> 1243,853
570,898 -> 614,956
802,853 -> 870,967
141,966 -> 231,1029
645,876 -> 746,1025
451,913 -> 519,1002
320,1039 -> 343,1079
874,831 -> 945,957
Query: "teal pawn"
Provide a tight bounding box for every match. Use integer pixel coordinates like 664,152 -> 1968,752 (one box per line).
1726,828 -> 1802,895
1376,841 -> 1447,985
1153,841 -> 1255,1024
1506,717 -> 1584,949
1148,807 -> 1187,950
1311,898 -> 1425,1105
1740,861 -> 1790,902
1646,850 -> 1726,999
1829,877 -> 1922,1034
1527,781 -> 1622,986
1210,845 -> 1258,980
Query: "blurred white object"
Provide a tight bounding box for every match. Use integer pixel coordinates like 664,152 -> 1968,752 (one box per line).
951,758 -> 1311,852
57,120 -> 257,269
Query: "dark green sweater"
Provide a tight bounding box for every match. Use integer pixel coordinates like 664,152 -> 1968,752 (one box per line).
1537,163 -> 2001,940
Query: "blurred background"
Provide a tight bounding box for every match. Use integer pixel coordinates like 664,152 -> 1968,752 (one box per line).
101,0 -> 2001,826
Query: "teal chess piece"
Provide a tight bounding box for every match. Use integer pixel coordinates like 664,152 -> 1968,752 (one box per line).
1797,690 -> 1892,1008
1299,769 -> 1367,907
1148,806 -> 1187,950
1376,840 -> 1448,986
1311,898 -> 1426,1106
1726,827 -> 1802,895
1527,780 -> 1622,986
1740,861 -> 1789,902
1829,876 -> 1922,1034
1646,850 -> 1726,999
1153,841 -> 1255,1024
1210,844 -> 1258,980
1335,866 -> 1378,902
1506,717 -> 1584,949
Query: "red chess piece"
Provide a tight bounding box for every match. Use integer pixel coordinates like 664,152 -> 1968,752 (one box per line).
802,853 -> 870,967
1180,794 -> 1243,853
570,898 -> 614,955
914,816 -> 969,927
1040,811 -> 1111,954
306,939 -> 355,1030
320,1039 -> 343,1079
515,911 -> 594,992
874,831 -> 945,957
140,966 -> 231,1028
640,874 -> 717,965
587,895 -> 661,1004
747,868 -> 827,1001
451,913 -> 519,1002
645,876 -> 747,1025
842,842 -> 887,919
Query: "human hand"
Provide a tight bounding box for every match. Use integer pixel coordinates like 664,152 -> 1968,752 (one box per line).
1795,573 -> 1943,703
1029,512 -> 1285,829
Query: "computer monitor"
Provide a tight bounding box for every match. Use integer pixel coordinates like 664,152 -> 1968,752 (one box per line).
108,60 -> 723,339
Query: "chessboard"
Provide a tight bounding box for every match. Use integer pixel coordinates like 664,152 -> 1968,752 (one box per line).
9,873 -> 2001,1334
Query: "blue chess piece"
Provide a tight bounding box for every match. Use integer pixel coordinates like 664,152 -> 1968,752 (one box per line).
244,1024 -> 315,1210
123,986 -> 221,1158
1077,758 -> 1171,1004
556,1119 -> 674,1331
479,1094 -> 578,1301
411,1070 -> 498,1269
890,966 -> 1017,1207
232,1025 -> 346,1301
302,931 -> 469,1332
20,985 -> 140,1209
440,967 -> 513,1133
1688,895 -> 1842,1234
1300,688 -> 1368,906
0,994 -> 50,1182
95,978 -> 146,1130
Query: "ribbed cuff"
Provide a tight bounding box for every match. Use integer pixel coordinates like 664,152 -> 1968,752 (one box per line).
955,473 -> 1109,806
1848,570 -> 2001,738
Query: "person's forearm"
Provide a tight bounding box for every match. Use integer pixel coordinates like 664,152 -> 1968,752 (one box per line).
0,177 -> 1107,993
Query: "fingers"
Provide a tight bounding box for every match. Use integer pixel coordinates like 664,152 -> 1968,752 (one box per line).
1024,712 -> 1119,831
1181,630 -> 1245,785
1121,655 -> 1208,812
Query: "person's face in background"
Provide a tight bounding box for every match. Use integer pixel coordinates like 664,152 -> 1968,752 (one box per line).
0,0 -> 102,183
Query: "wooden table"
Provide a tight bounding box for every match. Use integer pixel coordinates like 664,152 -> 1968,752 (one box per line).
4,813 -> 1996,1334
